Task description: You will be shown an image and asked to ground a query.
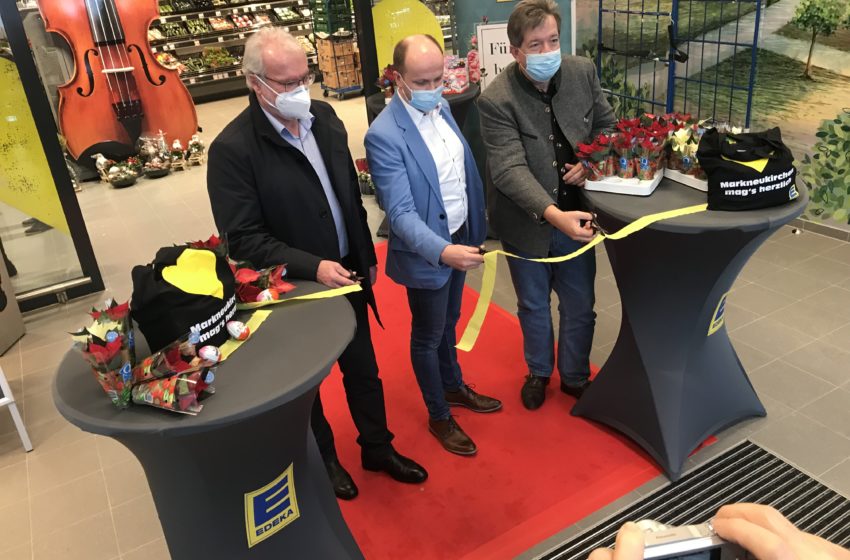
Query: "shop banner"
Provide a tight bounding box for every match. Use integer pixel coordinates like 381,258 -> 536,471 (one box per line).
372,0 -> 445,72
0,56 -> 70,235
476,22 -> 513,91
0,245 -> 24,355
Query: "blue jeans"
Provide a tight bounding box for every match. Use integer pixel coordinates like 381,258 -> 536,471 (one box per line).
405,230 -> 468,421
502,228 -> 596,383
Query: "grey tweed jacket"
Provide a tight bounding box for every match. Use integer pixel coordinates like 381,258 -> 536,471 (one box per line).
478,56 -> 615,257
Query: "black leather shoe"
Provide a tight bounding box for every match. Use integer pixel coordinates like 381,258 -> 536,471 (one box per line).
521,375 -> 550,410
324,458 -> 358,500
560,378 -> 591,399
362,450 -> 428,484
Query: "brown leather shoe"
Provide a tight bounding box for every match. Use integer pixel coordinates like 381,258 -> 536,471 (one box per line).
445,384 -> 502,413
428,416 -> 477,456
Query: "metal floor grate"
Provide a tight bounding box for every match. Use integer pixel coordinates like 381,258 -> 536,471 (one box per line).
539,441 -> 850,560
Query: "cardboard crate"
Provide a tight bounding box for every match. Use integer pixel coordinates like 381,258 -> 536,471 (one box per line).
324,68 -> 361,89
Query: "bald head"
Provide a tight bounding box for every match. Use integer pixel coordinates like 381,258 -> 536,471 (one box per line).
392,34 -> 443,75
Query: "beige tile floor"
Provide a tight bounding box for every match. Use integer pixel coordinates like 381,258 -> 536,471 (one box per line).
0,87 -> 848,559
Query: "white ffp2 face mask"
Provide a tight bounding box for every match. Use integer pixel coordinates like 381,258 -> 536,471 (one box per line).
257,77 -> 312,120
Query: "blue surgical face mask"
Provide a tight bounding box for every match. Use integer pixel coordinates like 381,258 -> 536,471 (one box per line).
523,49 -> 562,82
401,77 -> 445,113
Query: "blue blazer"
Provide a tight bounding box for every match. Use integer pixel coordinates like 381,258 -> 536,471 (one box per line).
365,95 -> 487,290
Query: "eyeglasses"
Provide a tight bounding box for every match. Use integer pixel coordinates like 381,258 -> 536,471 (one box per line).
260,71 -> 315,92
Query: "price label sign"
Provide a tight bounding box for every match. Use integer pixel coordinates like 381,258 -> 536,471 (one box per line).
194,40 -> 200,46
189,78 -> 196,84
181,15 -> 187,21
239,33 -> 245,39
167,43 -> 175,50
217,36 -> 224,42
215,10 -> 222,16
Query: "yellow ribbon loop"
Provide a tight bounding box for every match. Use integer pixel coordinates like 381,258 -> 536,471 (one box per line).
456,203 -> 708,352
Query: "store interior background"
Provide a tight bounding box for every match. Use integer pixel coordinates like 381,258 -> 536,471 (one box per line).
0,0 -> 849,558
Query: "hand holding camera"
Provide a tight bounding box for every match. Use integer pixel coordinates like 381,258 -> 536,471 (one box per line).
588,503 -> 850,560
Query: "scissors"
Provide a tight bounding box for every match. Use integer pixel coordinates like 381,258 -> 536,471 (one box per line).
589,213 -> 609,236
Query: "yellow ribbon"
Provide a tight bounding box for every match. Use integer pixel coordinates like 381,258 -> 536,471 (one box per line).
455,203 -> 709,352
222,284 -> 362,360
219,309 -> 273,361
236,284 -> 362,310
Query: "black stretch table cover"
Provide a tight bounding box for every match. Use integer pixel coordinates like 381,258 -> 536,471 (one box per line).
53,283 -> 363,559
574,179 -> 808,480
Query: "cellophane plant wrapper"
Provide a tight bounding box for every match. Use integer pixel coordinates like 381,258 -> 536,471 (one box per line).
70,300 -> 136,409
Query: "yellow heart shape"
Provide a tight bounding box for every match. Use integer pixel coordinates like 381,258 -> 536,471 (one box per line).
161,249 -> 224,300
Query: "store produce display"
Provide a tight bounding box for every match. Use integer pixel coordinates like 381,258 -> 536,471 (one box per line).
185,19 -> 212,35
208,16 -> 236,31
160,21 -> 189,39
231,13 -> 255,28
151,0 -> 320,100
202,47 -> 239,69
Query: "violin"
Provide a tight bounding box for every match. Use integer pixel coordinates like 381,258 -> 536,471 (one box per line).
38,0 -> 198,161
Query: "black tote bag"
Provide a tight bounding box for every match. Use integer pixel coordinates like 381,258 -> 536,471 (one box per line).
131,245 -> 237,353
697,127 -> 799,211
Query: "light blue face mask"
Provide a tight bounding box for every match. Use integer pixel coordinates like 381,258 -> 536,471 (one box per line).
401,77 -> 445,113
523,49 -> 562,82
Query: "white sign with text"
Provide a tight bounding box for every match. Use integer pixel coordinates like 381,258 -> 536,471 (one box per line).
476,22 -> 513,91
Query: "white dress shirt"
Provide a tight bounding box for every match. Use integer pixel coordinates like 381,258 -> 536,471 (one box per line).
400,96 -> 468,235
261,106 -> 349,258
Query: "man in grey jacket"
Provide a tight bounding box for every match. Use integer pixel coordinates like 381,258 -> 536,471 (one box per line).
478,0 -> 615,411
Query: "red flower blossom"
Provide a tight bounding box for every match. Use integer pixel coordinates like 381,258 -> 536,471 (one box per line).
234,268 -> 261,284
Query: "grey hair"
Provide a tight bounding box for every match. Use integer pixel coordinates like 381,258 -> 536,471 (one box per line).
243,27 -> 302,85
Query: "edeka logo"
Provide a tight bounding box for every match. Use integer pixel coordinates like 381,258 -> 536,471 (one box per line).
708,292 -> 729,336
244,464 -> 300,548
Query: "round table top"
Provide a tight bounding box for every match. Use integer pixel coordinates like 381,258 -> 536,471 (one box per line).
52,283 -> 355,437
583,178 -> 809,233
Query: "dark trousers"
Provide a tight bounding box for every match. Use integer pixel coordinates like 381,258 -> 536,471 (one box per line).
310,288 -> 394,463
404,224 -> 469,421
406,268 -> 466,421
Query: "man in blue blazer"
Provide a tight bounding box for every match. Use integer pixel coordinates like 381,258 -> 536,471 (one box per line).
365,35 -> 502,456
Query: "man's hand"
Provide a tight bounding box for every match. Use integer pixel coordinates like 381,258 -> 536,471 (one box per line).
563,162 -> 587,187
440,245 -> 485,271
369,265 -> 378,286
316,260 -> 356,288
543,206 -> 597,243
713,503 -> 850,560
588,522 -> 644,560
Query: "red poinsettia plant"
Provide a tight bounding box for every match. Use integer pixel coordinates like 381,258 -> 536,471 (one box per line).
577,133 -> 615,180
610,130 -> 636,178
230,262 -> 295,303
89,299 -> 130,322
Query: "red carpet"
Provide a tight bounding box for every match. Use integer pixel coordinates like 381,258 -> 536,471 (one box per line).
319,243 -> 673,559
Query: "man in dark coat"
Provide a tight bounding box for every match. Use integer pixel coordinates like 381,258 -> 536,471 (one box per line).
207,27 -> 426,500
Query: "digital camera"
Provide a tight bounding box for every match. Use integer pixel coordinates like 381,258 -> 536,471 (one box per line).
641,521 -> 747,560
